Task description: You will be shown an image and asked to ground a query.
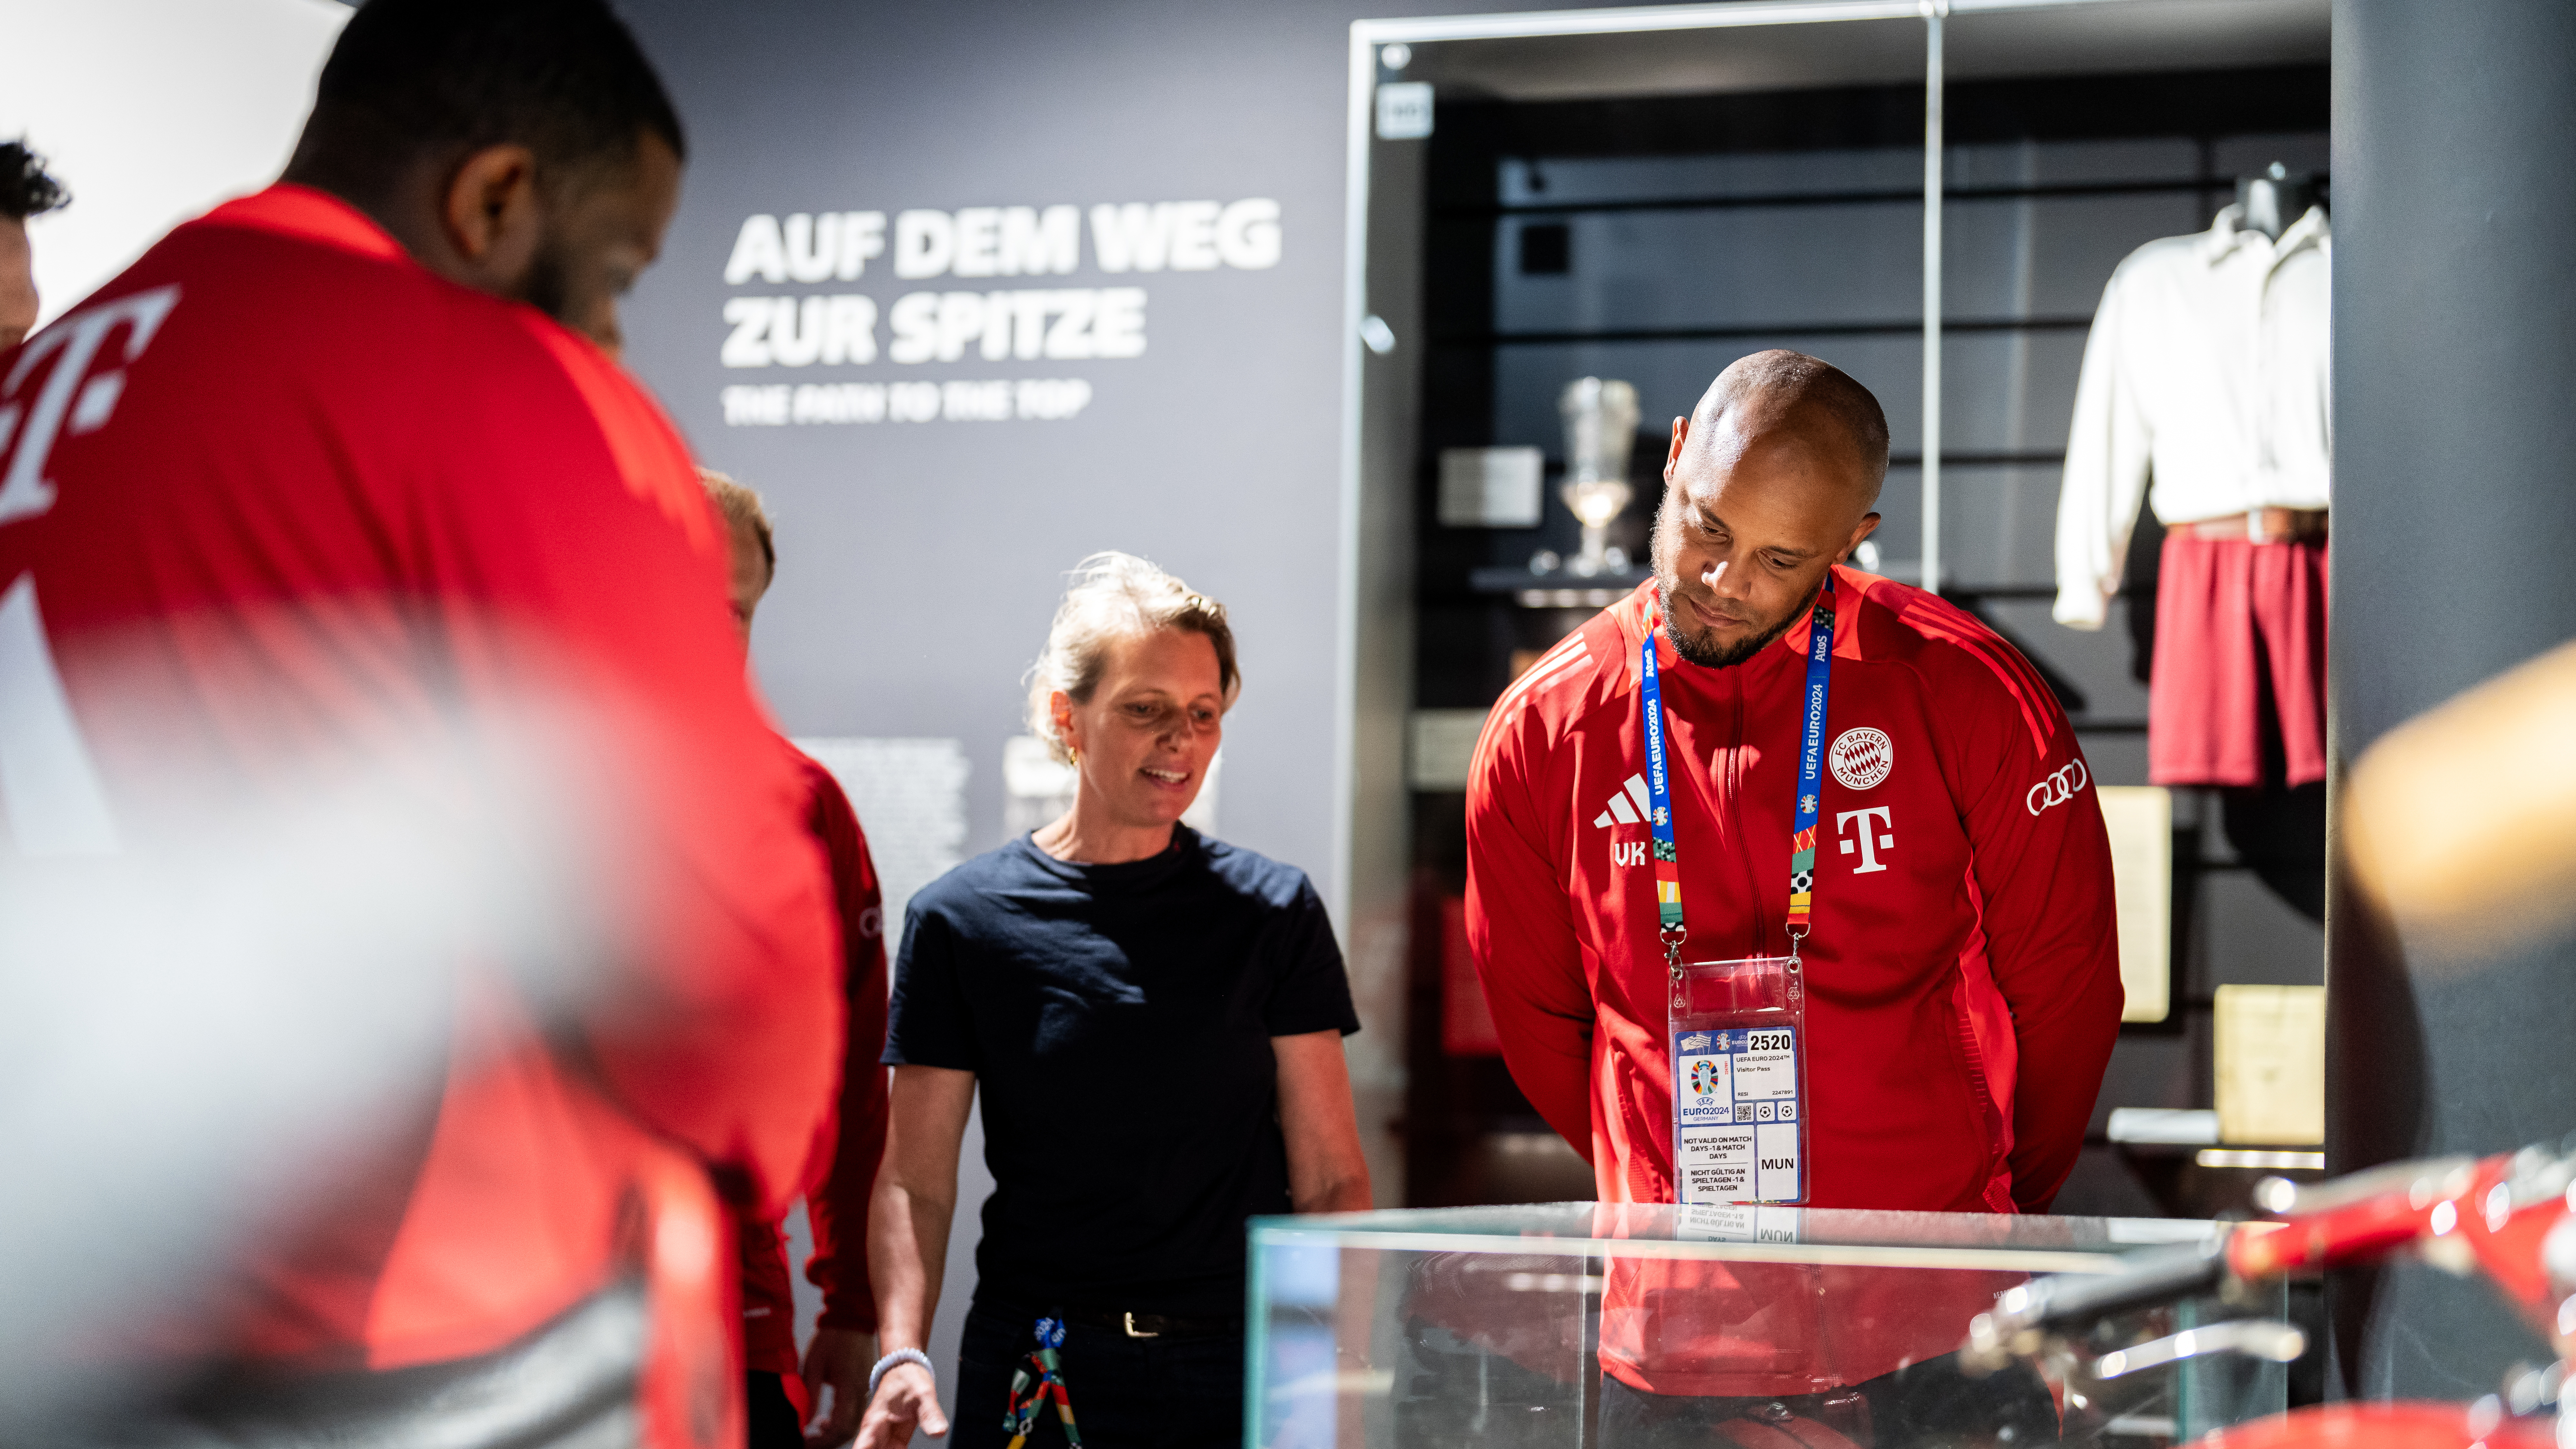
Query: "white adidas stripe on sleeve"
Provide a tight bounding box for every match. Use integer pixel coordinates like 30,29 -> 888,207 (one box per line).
1495,637 -> 1589,714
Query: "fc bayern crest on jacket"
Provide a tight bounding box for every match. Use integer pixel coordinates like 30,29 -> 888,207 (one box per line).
1828,728 -> 1893,790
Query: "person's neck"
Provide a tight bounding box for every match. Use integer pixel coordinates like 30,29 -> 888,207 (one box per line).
282,159 -> 435,264
1033,794 -> 1177,865
280,150 -> 508,300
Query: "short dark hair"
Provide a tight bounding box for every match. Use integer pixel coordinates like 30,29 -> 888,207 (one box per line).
1,141 -> 69,223
292,0 -> 683,198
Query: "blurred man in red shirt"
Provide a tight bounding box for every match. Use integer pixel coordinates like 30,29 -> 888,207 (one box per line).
0,3 -> 838,1444
702,470 -> 892,1449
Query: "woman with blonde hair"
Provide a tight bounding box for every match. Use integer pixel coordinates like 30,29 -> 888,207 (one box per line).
856,553 -> 1370,1449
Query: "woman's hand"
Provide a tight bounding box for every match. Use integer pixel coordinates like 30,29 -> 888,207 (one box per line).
853,1360 -> 947,1449
799,1327 -> 877,1447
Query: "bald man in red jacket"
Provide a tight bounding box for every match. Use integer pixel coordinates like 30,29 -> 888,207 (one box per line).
1467,352 -> 2121,1435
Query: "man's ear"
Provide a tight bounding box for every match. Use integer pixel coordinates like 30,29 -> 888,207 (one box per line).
1843,511 -> 1883,562
440,143 -> 542,272
1664,416 -> 1689,484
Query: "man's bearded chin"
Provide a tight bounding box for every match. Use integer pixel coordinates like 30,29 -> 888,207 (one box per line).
523,236 -> 575,327
1655,571 -> 1823,669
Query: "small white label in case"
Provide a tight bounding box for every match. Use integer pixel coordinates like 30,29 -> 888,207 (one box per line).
1376,82 -> 1434,140
1437,446 -> 1544,527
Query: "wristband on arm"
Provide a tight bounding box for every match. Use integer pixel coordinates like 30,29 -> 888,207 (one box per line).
867,1348 -> 934,1403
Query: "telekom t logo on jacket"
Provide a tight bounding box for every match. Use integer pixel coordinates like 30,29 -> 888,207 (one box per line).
0,285 -> 180,857
0,285 -> 181,524
1837,807 -> 1895,874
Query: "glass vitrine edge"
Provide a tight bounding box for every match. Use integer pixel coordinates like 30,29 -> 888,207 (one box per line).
1249,1223 -> 2143,1273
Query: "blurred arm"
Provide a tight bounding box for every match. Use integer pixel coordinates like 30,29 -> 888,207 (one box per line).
2345,637 -> 2576,958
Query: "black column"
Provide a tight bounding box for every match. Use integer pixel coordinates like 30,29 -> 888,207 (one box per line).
2329,0 -> 2576,1401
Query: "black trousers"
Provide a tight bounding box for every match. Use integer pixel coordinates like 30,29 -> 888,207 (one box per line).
1598,1353 -> 2061,1449
746,1371 -> 803,1449
952,1301 -> 1242,1449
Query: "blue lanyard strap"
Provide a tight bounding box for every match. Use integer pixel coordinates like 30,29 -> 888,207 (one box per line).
1786,588 -> 1837,945
1638,584 -> 1837,976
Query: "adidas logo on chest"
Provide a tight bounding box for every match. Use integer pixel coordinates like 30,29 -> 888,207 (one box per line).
1594,774 -> 1655,868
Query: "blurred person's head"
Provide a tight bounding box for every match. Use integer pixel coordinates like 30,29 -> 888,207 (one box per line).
280,0 -> 685,355
1026,553 -> 1239,834
1653,349 -> 1887,668
0,139 -> 70,349
698,468 -> 773,645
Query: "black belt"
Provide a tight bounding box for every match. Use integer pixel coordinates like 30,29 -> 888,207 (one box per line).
981,1299 -> 1243,1341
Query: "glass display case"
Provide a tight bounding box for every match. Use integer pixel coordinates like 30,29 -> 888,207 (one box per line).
1249,1205 -> 2288,1449
1347,0 -> 2338,1226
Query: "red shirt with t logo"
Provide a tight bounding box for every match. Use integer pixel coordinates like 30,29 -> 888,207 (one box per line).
1466,572 -> 2123,1394
0,185 -> 841,1432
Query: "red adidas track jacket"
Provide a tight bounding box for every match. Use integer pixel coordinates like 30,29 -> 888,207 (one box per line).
1466,572 -> 2122,1216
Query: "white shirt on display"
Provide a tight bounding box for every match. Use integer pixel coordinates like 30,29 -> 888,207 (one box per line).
2052,204 -> 2331,630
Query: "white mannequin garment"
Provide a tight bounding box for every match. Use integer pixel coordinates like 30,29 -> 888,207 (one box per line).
2052,204 -> 2331,629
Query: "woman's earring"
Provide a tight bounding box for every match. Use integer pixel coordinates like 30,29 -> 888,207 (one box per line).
1068,745 -> 1081,766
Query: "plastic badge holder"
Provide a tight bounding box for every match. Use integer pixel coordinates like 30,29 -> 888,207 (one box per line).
1670,954 -> 1808,1205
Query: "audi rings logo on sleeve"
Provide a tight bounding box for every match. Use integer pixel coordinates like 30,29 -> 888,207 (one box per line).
2025,760 -> 2090,816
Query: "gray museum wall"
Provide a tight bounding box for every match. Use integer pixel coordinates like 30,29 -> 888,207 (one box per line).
616,0 -> 1603,906
621,0 -> 1360,899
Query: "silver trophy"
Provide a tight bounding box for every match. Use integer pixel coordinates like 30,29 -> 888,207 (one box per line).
1558,377 -> 1640,576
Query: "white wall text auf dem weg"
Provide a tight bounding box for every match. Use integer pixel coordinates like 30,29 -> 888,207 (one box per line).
716,199 -> 1279,426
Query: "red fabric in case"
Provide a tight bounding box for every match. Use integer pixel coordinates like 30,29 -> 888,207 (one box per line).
2147,534 -> 2329,789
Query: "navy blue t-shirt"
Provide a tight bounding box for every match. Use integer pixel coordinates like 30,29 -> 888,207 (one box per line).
883,827 -> 1359,1317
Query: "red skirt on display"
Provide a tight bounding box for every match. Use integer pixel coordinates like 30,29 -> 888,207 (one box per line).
2147,534 -> 2329,788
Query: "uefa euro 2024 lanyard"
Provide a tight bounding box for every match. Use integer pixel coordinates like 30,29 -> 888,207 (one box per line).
1640,582 -> 1833,1205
